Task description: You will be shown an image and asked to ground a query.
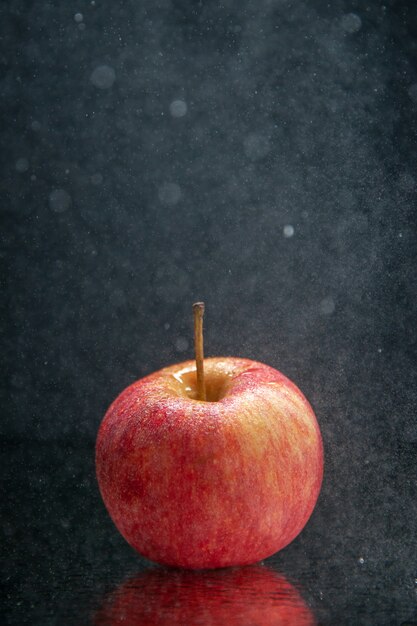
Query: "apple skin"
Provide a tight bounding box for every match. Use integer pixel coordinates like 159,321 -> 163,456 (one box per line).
93,565 -> 317,626
96,357 -> 323,569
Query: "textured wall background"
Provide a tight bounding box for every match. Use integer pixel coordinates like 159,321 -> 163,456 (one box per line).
2,0 -> 416,449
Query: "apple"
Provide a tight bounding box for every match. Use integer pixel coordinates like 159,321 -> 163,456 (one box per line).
96,356 -> 323,569
93,565 -> 317,625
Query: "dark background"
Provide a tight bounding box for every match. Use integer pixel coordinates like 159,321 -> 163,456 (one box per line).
2,0 -> 417,624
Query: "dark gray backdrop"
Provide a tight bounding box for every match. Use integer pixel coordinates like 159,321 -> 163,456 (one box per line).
2,0 -> 417,444
2,1 -> 417,624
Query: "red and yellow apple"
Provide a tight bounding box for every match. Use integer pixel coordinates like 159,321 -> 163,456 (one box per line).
96,357 -> 323,569
93,565 -> 317,625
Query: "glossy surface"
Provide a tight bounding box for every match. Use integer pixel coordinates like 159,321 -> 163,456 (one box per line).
3,441 -> 416,625
93,567 -> 316,625
96,358 -> 323,568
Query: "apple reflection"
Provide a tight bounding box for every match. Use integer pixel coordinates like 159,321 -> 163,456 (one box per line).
94,565 -> 316,626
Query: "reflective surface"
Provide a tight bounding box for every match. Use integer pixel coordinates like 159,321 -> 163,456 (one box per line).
3,441 -> 417,624
94,567 -> 315,625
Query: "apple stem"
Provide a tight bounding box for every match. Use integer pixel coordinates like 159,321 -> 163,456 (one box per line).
193,302 -> 206,401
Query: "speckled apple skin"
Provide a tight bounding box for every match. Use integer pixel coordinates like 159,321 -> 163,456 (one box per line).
96,357 -> 323,569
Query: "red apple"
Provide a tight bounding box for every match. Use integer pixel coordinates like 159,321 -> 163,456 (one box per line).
96,357 -> 323,569
93,565 -> 317,625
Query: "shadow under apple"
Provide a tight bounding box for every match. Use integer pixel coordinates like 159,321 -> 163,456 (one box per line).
93,564 -> 316,625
